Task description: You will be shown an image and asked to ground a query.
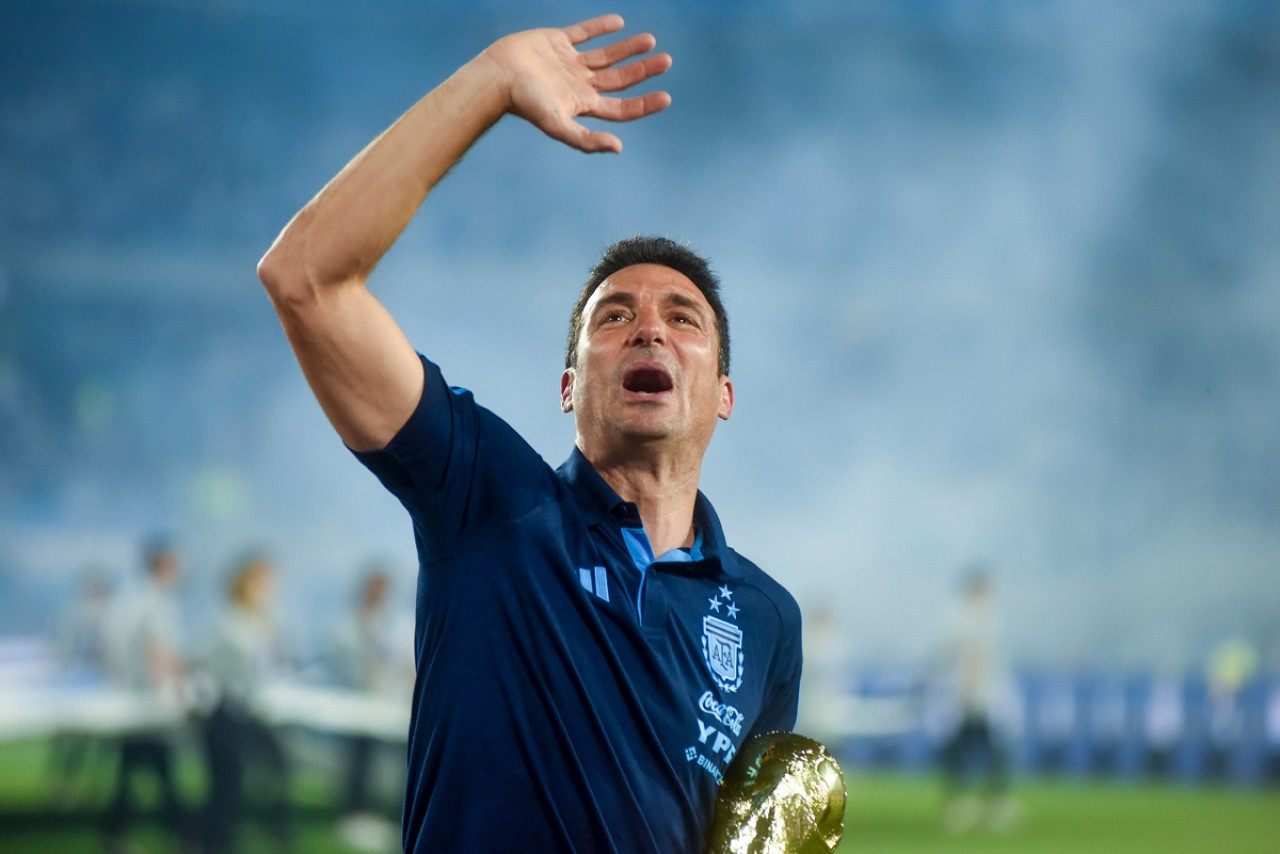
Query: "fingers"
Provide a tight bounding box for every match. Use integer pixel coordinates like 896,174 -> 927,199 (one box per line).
562,14 -> 625,46
591,52 -> 672,94
542,14 -> 671,154
549,118 -> 623,155
564,16 -> 667,82
579,32 -> 658,71
559,16 -> 671,97
552,89 -> 668,155
588,90 -> 672,124
583,130 -> 624,155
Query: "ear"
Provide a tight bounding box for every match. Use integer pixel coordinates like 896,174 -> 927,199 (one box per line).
560,369 -> 575,413
717,376 -> 734,421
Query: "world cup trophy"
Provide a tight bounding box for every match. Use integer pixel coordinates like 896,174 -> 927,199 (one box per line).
704,732 -> 846,854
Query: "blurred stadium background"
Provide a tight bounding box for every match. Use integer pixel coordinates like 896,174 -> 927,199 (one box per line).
1,0 -> 1278,851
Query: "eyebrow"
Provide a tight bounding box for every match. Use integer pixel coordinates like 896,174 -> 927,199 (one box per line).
591,290 -> 709,316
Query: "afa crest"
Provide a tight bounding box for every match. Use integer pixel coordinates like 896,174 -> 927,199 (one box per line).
702,615 -> 744,693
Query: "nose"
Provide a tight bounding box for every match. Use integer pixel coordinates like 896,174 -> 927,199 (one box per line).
630,304 -> 665,347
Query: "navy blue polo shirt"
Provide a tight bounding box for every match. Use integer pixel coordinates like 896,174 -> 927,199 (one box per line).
355,356 -> 802,854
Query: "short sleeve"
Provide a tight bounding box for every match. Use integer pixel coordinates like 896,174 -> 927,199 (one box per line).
352,355 -> 555,559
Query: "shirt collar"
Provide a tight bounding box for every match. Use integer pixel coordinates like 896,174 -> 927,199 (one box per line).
556,446 -> 743,579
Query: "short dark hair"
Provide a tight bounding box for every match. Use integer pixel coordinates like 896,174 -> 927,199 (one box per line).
565,236 -> 730,376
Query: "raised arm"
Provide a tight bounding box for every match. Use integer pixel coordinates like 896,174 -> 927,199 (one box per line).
257,15 -> 671,451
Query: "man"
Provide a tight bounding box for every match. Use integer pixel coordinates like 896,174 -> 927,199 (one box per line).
102,538 -> 189,853
199,552 -> 293,854
939,568 -> 1017,833
330,566 -> 412,846
259,15 -> 803,852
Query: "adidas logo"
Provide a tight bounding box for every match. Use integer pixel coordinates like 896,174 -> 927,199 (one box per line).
578,566 -> 610,603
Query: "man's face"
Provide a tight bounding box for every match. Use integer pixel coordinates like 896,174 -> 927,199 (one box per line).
561,264 -> 733,454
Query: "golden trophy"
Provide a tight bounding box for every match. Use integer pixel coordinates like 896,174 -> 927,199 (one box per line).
704,732 -> 846,854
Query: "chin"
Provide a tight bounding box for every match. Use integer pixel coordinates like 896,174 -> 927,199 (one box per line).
620,425 -> 674,443
613,416 -> 677,443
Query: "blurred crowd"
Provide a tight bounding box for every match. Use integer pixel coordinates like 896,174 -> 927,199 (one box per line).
800,569 -> 1280,835
8,543 -> 1278,850
27,535 -> 415,854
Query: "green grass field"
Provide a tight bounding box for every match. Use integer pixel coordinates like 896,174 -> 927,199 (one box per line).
1,738 -> 1276,853
0,736 -> 398,854
840,772 -> 1279,854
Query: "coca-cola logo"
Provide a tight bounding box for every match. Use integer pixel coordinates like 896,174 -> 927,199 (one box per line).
698,690 -> 744,736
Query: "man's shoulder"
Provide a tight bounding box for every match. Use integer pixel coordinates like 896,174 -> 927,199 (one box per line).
355,354 -> 559,518
726,549 -> 802,629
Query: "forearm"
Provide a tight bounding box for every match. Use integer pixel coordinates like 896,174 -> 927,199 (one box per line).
259,54 -> 510,299
252,17 -> 667,451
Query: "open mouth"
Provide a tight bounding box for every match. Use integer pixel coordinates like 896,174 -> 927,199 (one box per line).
622,365 -> 675,394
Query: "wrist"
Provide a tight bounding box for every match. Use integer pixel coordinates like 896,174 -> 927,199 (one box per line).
470,43 -> 518,115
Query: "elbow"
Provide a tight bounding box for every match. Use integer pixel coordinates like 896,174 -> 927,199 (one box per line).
257,218 -> 367,319
257,242 -> 318,317
257,243 -> 295,301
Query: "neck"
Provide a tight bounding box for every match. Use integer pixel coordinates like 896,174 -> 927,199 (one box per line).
581,439 -> 703,557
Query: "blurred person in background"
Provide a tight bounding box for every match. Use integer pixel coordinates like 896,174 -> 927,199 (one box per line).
1142,669 -> 1185,778
46,567 -> 114,805
329,565 -> 412,850
1206,634 -> 1259,779
102,537 -> 192,854
1268,673 -> 1280,785
938,567 -> 1018,834
797,605 -> 850,749
198,552 -> 294,854
53,568 -> 114,682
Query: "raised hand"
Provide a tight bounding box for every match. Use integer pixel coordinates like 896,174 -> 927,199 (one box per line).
259,16 -> 673,451
480,14 -> 673,153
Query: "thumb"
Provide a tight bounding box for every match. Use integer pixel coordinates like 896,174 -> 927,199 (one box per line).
544,117 -> 622,154
580,130 -> 623,154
